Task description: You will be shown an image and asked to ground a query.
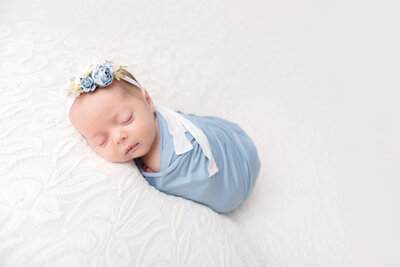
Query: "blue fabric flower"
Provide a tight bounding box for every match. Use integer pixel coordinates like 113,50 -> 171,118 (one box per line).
91,64 -> 114,87
80,76 -> 96,92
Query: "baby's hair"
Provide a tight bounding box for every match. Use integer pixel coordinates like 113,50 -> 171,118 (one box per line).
119,69 -> 143,97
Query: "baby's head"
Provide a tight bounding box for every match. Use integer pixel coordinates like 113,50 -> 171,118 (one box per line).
67,61 -> 159,163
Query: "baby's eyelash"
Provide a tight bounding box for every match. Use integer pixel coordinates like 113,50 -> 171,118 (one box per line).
100,138 -> 108,147
123,114 -> 133,124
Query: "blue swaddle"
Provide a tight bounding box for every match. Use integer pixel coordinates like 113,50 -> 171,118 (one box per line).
134,107 -> 261,213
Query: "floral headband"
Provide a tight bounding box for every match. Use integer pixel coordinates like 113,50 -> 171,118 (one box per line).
66,60 -> 142,117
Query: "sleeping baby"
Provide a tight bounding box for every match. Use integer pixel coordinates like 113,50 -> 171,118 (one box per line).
66,60 -> 261,213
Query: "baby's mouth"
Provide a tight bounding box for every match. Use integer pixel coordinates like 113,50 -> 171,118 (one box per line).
125,143 -> 138,155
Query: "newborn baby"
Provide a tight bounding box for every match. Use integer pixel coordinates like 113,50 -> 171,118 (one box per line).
67,60 -> 261,213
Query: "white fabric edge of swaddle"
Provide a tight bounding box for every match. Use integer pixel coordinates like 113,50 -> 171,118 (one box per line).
155,106 -> 219,177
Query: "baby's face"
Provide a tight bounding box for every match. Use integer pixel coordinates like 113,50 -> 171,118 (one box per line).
69,80 -> 158,163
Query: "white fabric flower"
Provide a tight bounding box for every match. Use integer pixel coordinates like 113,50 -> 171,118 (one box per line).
79,63 -> 96,78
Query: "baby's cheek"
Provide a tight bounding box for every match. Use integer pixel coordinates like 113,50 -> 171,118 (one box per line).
104,149 -> 121,162
144,121 -> 156,141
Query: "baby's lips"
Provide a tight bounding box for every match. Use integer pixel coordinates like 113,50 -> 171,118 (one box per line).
124,145 -> 132,154
125,143 -> 138,154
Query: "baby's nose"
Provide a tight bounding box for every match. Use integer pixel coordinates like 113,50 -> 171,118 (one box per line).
116,138 -> 124,144
115,135 -> 127,145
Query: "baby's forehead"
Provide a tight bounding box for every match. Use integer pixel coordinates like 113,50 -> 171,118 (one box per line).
70,89 -> 125,132
74,92 -> 119,118
78,81 -> 131,109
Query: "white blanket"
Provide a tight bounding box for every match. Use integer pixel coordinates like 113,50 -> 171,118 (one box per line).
0,0 -> 345,266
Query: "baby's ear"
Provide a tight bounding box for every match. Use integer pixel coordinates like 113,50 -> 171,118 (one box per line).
141,88 -> 154,111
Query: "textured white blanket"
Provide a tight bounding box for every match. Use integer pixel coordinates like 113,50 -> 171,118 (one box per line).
0,0 -> 345,266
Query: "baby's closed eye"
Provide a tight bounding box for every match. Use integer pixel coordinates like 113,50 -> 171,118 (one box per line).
123,114 -> 133,124
99,136 -> 108,147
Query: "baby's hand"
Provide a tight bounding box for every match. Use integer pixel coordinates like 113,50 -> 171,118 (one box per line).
142,163 -> 155,173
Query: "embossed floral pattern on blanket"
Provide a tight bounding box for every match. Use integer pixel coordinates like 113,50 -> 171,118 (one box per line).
0,0 -> 343,266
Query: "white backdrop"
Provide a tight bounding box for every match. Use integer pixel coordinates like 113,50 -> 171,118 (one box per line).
1,0 -> 398,266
